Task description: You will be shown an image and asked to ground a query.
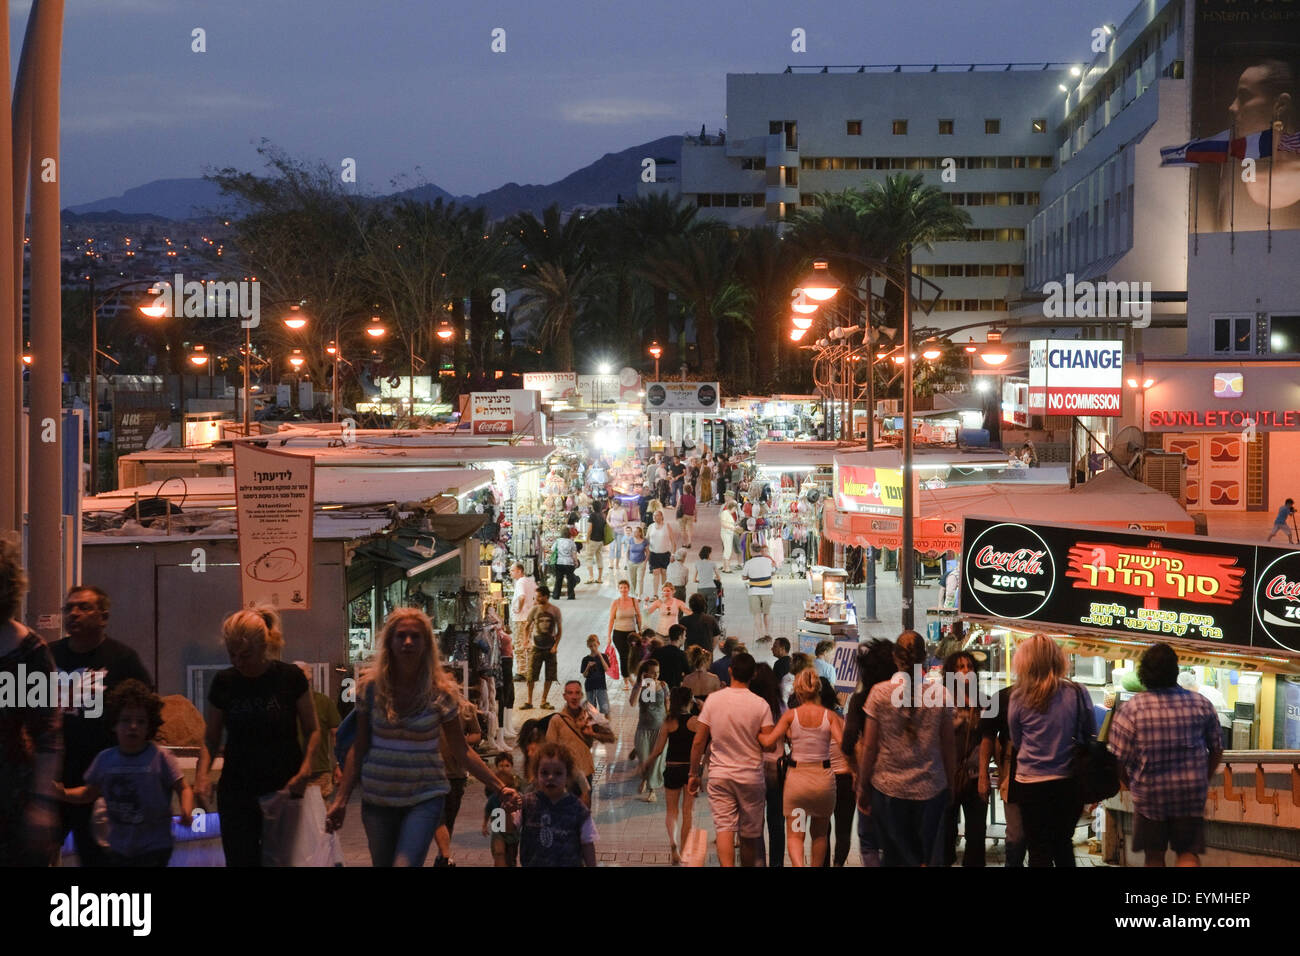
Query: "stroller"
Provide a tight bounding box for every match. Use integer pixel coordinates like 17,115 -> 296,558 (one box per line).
790,546 -> 807,578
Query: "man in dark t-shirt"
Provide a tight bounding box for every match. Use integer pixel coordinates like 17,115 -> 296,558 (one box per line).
682,593 -> 720,656
51,586 -> 153,865
771,637 -> 792,682
651,625 -> 689,688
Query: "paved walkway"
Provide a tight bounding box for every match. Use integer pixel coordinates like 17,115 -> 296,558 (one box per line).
332,501 -> 1106,866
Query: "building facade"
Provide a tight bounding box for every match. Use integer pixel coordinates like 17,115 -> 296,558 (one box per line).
643,64 -> 1070,333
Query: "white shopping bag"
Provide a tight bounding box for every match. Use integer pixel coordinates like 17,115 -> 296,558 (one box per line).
259,785 -> 344,867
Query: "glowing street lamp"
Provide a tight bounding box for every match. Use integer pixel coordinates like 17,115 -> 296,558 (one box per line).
797,260 -> 840,301
188,344 -> 209,367
648,341 -> 662,379
435,320 -> 455,341
288,349 -> 305,370
979,349 -> 1009,366
789,328 -> 807,342
791,314 -> 814,332
366,317 -> 387,338
282,304 -> 308,330
922,347 -> 942,361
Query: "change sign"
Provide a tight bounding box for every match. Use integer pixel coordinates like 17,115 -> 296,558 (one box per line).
960,516 -> 1300,656
1028,340 -> 1123,417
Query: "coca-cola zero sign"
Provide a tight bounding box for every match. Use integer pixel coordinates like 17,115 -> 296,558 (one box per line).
1254,552 -> 1300,654
964,523 -> 1055,619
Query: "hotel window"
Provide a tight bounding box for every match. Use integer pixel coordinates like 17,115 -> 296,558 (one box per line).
985,119 -> 1000,134
939,120 -> 954,135
816,157 -> 831,170
800,158 -> 814,170
741,157 -> 766,170
847,120 -> 862,135
964,299 -> 980,311
830,157 -> 845,170
800,195 -> 816,206
724,194 -> 740,207
784,166 -> 798,187
890,158 -> 907,169
1032,118 -> 1047,133
892,120 -> 908,135
753,194 -> 766,206
740,193 -> 754,207
1212,314 -> 1253,353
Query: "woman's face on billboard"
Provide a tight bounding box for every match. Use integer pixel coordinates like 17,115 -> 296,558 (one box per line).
1229,65 -> 1289,134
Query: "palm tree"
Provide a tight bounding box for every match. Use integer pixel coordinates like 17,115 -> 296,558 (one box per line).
448,206 -> 516,378
639,226 -> 747,380
614,194 -> 700,345
731,227 -> 807,391
511,205 -> 601,372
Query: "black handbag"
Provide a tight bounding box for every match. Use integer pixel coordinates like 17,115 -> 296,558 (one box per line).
1069,682 -> 1120,803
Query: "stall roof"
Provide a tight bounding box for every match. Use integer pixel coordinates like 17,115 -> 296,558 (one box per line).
833,446 -> 1028,469
824,469 -> 1193,553
117,442 -> 553,468
84,468 -> 494,512
756,441 -> 859,469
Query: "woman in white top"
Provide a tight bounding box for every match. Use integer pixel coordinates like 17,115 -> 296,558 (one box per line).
719,504 -> 737,573
644,584 -> 689,638
759,668 -> 842,867
607,501 -> 629,570
646,509 -> 677,596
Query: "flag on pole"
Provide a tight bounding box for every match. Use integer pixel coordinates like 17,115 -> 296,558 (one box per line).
1160,130 -> 1232,166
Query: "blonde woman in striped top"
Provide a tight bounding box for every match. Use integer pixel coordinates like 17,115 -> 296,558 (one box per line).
326,608 -> 517,866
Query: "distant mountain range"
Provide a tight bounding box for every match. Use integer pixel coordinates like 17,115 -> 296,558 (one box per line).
64,135 -> 684,222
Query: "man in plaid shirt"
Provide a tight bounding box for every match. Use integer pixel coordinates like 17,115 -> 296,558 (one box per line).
1107,643 -> 1223,867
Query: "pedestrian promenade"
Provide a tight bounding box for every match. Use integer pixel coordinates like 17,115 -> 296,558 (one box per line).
333,500 -> 1105,866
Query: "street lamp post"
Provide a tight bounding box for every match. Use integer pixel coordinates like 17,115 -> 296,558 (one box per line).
87,276 -> 169,496
648,341 -> 662,381
796,256 -> 942,631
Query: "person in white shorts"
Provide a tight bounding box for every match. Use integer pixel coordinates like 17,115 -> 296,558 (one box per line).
742,544 -> 777,640
687,652 -> 774,866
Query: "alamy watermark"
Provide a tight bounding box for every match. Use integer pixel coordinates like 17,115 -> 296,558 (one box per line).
1042,273 -> 1152,329
0,666 -> 104,717
149,273 -> 260,328
888,668 -> 1000,716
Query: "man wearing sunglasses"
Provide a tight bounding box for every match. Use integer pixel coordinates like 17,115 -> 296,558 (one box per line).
50,586 -> 153,865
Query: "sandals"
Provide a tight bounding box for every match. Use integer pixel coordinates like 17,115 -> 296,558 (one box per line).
519,702 -> 534,710
540,701 -> 555,710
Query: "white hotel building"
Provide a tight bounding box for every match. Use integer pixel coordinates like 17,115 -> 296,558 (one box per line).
641,64 -> 1070,333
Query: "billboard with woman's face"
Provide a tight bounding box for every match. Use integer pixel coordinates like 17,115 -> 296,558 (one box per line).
1192,0 -> 1300,231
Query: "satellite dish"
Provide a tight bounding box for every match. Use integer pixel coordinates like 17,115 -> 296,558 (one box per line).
1110,425 -> 1146,477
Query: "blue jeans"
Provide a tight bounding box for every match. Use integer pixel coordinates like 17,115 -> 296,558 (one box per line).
361,796 -> 445,867
858,807 -> 881,867
871,789 -> 950,867
587,686 -> 609,715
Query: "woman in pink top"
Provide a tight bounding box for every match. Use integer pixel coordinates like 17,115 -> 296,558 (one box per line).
758,669 -> 842,866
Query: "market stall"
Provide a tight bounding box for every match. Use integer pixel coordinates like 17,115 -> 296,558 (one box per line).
955,514 -> 1300,865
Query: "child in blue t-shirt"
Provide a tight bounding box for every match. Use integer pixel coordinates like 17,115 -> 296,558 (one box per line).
514,742 -> 597,867
56,679 -> 194,867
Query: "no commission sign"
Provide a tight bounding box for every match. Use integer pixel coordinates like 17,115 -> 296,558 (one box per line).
1028,340 -> 1123,417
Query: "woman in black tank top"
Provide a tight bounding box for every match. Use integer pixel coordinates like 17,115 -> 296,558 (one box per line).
644,686 -> 700,865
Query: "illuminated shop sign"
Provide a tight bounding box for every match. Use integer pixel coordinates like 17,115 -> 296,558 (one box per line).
960,517 -> 1300,654
1150,409 -> 1300,429
1028,340 -> 1123,417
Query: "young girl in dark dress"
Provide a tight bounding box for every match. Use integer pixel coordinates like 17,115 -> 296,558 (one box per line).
644,686 -> 700,865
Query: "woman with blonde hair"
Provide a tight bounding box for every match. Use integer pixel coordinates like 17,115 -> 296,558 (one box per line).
759,667 -> 843,866
325,607 -> 516,866
1008,633 -> 1093,867
196,607 -> 320,867
681,645 -> 721,703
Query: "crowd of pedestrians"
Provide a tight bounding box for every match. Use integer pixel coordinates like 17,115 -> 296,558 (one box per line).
0,435 -> 1233,868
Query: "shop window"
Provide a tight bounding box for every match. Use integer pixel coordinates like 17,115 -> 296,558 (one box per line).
939,120 -> 954,135
985,119 -> 1001,134
893,120 -> 908,135
1268,315 -> 1300,354
1214,315 -> 1254,353
847,120 -> 862,135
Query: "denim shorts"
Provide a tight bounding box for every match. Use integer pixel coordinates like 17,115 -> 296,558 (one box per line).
587,686 -> 610,714
361,796 -> 446,867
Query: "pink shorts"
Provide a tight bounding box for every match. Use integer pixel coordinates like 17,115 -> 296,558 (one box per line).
706,777 -> 766,838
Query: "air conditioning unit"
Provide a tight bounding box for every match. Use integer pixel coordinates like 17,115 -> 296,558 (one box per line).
1142,450 -> 1186,504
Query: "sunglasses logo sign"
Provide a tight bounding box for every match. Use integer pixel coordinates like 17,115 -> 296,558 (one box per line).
1213,372 -> 1244,399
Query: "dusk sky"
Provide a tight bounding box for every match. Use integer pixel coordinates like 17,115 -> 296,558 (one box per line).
28,0 -> 1129,205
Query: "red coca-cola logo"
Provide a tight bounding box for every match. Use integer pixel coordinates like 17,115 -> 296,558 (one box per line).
1255,552 -> 1300,653
974,546 -> 1046,576
473,420 -> 511,434
1264,575 -> 1300,602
